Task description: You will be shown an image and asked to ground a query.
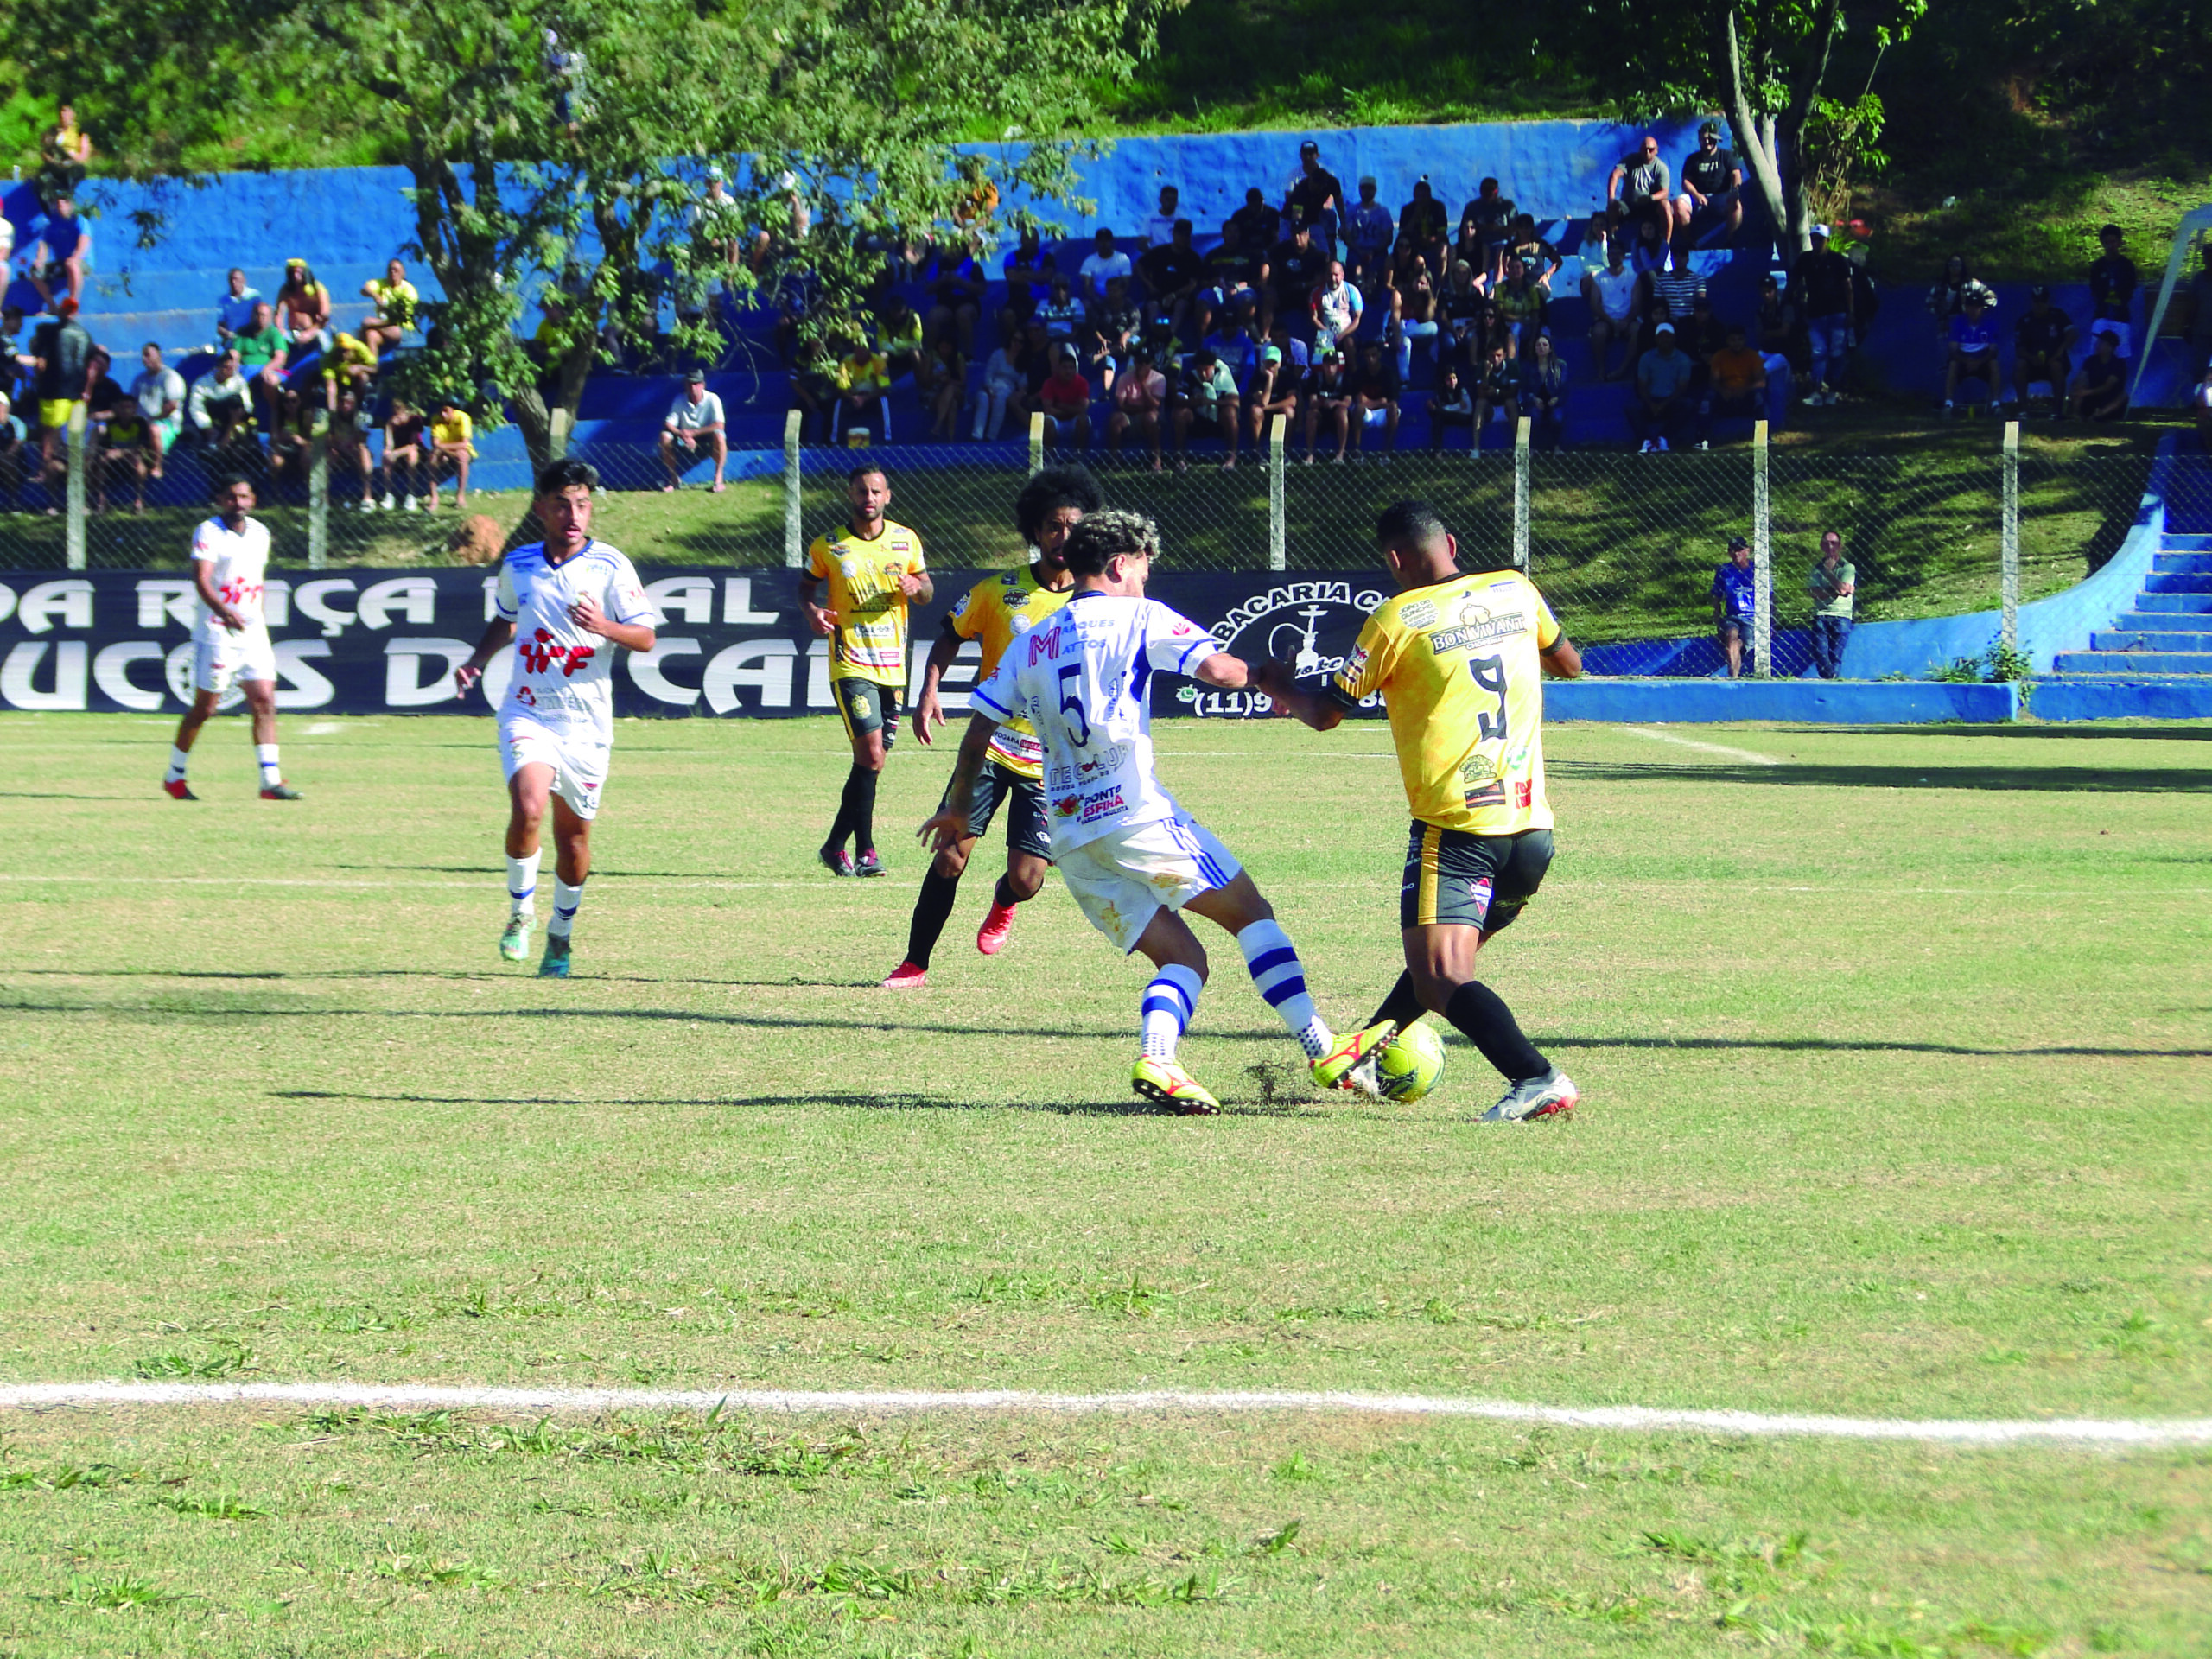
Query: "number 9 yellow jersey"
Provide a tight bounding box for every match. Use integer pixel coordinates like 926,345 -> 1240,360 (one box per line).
1325,569 -> 1560,835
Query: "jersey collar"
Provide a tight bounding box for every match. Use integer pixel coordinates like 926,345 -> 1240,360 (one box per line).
543,536 -> 594,569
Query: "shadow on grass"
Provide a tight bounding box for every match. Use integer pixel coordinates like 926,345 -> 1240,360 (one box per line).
1534,1035 -> 2212,1058
1838,725 -> 2212,743
1551,759 -> 2212,793
267,1088 -> 1362,1121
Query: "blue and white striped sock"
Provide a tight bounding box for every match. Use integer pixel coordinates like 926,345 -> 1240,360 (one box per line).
1238,919 -> 1332,1060
505,851 -> 540,917
1140,964 -> 1203,1060
548,877 -> 585,938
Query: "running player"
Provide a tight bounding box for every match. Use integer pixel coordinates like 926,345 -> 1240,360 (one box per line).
162,474 -> 302,802
922,509 -> 1389,1113
1261,500 -> 1583,1122
884,465 -> 1102,988
802,465 -> 931,877
453,459 -> 658,978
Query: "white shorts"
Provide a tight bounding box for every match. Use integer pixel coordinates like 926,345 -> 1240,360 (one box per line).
194,623 -> 276,695
499,716 -> 609,821
1055,814 -> 1244,955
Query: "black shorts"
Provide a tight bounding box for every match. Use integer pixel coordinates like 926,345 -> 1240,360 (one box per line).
1401,823 -> 1553,931
834,676 -> 900,749
938,760 -> 1052,860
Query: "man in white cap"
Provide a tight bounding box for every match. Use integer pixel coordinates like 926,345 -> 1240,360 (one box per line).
1789,224 -> 1857,406
1630,321 -> 1694,452
690,163 -> 742,267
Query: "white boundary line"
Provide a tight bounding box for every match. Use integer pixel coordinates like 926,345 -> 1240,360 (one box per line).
1618,726 -> 1783,766
3,1382 -> 2207,1447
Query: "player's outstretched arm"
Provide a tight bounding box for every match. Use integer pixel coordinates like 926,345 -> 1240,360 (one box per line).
1542,635 -> 1582,679
1252,658 -> 1345,732
918,712 -> 999,852
454,618 -> 517,698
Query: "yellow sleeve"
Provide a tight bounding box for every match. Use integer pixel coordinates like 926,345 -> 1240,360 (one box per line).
804,535 -> 833,581
950,579 -> 992,640
1327,610 -> 1394,707
1533,586 -> 1560,649
907,533 -> 927,575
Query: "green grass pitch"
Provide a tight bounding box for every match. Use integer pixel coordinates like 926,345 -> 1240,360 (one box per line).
1,709 -> 2208,1656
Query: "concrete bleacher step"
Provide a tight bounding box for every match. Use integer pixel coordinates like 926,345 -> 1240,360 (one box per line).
2111,609 -> 2212,632
2052,650 -> 2212,675
2090,630 -> 2212,652
2151,550 -> 2212,575
2143,571 -> 2212,594
2131,591 -> 2212,614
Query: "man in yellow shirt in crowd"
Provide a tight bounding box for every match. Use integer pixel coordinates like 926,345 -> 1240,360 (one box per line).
429,397 -> 474,510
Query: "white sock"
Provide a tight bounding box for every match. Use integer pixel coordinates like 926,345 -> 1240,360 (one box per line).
506,851 -> 541,917
255,743 -> 281,786
1238,919 -> 1332,1060
165,745 -> 189,783
1141,964 -> 1203,1060
549,877 -> 585,938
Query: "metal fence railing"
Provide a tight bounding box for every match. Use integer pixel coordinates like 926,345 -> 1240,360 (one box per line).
9,414 -> 2169,672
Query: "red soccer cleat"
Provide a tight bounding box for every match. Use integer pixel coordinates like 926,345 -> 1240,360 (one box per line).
162,779 -> 198,800
976,899 -> 1017,957
881,960 -> 927,990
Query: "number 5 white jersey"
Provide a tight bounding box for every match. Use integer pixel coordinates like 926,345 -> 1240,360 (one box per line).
969,592 -> 1220,854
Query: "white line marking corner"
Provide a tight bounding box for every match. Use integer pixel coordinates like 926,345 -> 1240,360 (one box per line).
1619,727 -> 1782,766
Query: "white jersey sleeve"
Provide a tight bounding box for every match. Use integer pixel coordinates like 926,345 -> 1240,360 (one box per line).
597,549 -> 657,628
1141,601 -> 1219,677
494,555 -> 521,621
970,652 -> 1022,724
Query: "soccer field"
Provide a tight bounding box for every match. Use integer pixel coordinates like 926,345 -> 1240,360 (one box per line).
2,710 -> 2209,1656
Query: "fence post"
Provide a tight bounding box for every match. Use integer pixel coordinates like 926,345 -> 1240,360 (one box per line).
307,410 -> 329,572
1512,416 -> 1532,570
1268,413 -> 1287,571
782,409 -> 802,569
1751,418 -> 1771,677
64,404 -> 88,571
1027,412 -> 1045,477
1999,420 -> 2020,652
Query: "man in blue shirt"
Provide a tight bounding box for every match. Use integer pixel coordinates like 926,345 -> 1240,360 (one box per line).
1711,535 -> 1758,677
215,270 -> 263,348
29,195 -> 89,308
1943,292 -> 2002,416
1630,321 -> 1694,452
1343,177 -> 1395,294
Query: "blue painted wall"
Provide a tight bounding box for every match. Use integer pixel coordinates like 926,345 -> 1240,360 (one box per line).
1548,678 -> 2020,723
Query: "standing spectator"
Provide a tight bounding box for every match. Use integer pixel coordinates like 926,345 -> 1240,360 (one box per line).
188,350 -> 254,453
1606,136 -> 1670,231
1196,220 -> 1261,341
1757,272 -> 1806,395
836,336 -> 891,439
1428,363 -> 1477,453
1036,273 -> 1085,346
1230,187 -> 1281,253
1136,219 -> 1205,342
1350,340 -> 1400,456
130,343 -> 185,481
1262,216 -> 1326,340
659,370 -> 728,491
1461,178 -> 1516,282
382,399 -> 429,509
1107,346 -> 1167,469
0,391 -> 25,510
428,397 -> 475,509
1942,291 -> 2002,416
38,105 -> 92,204
1299,349 -> 1353,463
1925,254 -> 1991,327
1173,346 -> 1241,470
1630,321 -> 1694,453
1287,141 -> 1344,255
1806,530 -> 1855,679
1344,178 -> 1395,291
1243,343 -> 1300,454
1037,346 -> 1093,451
689,165 -> 744,268
28,195 -> 89,308
1143,186 -> 1180,249
1470,340 -> 1514,444
2012,285 -> 2076,415
29,298 -> 94,514
1583,238 -> 1639,381
923,238 -> 987,357
1699,324 -> 1769,446
1077,229 -> 1133,305
1712,535 -> 1758,677
1677,123 -> 1742,247
1516,330 -> 1570,449
216,270 -> 262,349
1309,259 -> 1363,356
1389,255 -> 1442,382
1789,225 -> 1857,405
2069,328 -> 2128,421
2088,224 -> 2138,360
925,336 -> 967,440
326,389 -> 378,509
1397,178 -> 1448,274
359,258 -> 420,355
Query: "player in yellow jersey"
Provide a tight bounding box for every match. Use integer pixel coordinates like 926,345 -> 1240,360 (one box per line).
801,465 -> 931,876
1262,500 -> 1586,1123
882,467 -> 1101,988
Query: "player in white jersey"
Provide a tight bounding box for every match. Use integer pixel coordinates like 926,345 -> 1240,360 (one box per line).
921,509 -> 1391,1113
162,474 -> 302,801
454,459 -> 658,977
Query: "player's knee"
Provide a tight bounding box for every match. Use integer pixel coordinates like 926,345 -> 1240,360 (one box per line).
933,842 -> 971,879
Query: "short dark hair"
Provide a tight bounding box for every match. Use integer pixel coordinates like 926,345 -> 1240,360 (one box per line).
1376,500 -> 1449,558
1173,217 -> 1192,236
534,457 -> 599,495
2099,222 -> 2123,239
1063,508 -> 1159,577
210,472 -> 252,499
1015,463 -> 1104,543
848,463 -> 888,487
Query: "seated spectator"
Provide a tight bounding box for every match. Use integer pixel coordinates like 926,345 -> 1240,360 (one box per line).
923,238 -> 987,356
86,350 -> 146,513
2069,328 -> 2128,421
130,344 -> 185,480
971,334 -> 1025,442
1299,349 -> 1353,464
2012,284 -> 2075,414
878,294 -> 927,390
1679,286 -> 1729,374
1582,238 -> 1639,381
1925,254 -> 1991,327
1310,259 -> 1363,357
1507,214 -> 1564,288
836,337 -> 891,439
659,370 -> 728,491
1077,228 -> 1133,306
216,269 -> 262,349
1350,340 -> 1400,455
1173,345 -> 1242,470
359,259 -> 420,355
1090,276 -> 1142,386
1001,228 -> 1056,329
686,165 -> 744,269
1428,362 -> 1477,453
321,329 -> 379,410
1943,291 -> 2002,416
1516,330 -> 1569,449
1678,123 -> 1743,247
925,337 -> 967,440
28,195 -> 89,308
1264,318 -> 1311,378
1243,343 -> 1300,453
1700,324 -> 1769,446
276,259 -> 334,353
1014,317 -> 1057,411
1628,212 -> 1672,279
1196,221 -> 1261,341
1107,346 -> 1167,469
1143,186 -> 1180,250
1491,256 -> 1548,357
2088,224 -> 2137,360
1789,225 -> 1856,405
1806,530 -> 1854,680
1450,213 -> 1489,283
1230,187 -> 1281,253
1262,217 -> 1327,340
1712,535 -> 1757,677
1461,178 -> 1516,282
188,350 -> 255,452
1389,255 -> 1442,381
1397,178 -> 1448,273
1344,178 -> 1395,291
428,397 -> 475,509
1757,272 -> 1807,395
1287,141 -> 1345,256
327,388 -> 378,510
791,342 -> 839,443
1037,346 -> 1093,451
1469,340 -> 1514,442
1441,261 -> 1490,373
1036,273 -> 1085,346
1201,308 -> 1261,385
950,155 -> 995,231
382,399 -> 429,509
1606,135 -> 1670,236
1576,200 -> 1630,266
1137,219 -> 1205,341
37,104 -> 92,206
1630,321 -> 1694,452
0,391 -> 24,509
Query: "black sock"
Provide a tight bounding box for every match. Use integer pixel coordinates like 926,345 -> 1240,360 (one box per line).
906,868 -> 963,969
1366,970 -> 1427,1033
990,874 -> 1027,911
1443,980 -> 1551,1084
834,766 -> 880,853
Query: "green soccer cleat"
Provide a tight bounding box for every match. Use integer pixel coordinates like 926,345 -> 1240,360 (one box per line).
499,912 -> 533,963
1311,1019 -> 1398,1096
538,932 -> 573,978
1131,1055 -> 1220,1116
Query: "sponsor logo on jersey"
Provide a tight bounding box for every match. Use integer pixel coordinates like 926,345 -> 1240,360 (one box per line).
1467,876 -> 1494,922
1426,609 -> 1527,655
1076,786 -> 1127,823
1398,598 -> 1438,627
839,558 -> 857,578
1010,613 -> 1033,633
1074,741 -> 1130,781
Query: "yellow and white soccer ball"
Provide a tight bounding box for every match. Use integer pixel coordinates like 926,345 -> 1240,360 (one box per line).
1375,1020 -> 1446,1103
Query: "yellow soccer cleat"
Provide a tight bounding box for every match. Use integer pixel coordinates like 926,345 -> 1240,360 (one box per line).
1310,1019 -> 1399,1096
1131,1055 -> 1221,1116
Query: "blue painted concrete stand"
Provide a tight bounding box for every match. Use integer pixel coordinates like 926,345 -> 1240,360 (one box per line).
1548,678 -> 2020,724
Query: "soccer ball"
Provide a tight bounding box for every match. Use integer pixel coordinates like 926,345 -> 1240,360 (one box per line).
1374,1020 -> 1446,1103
